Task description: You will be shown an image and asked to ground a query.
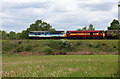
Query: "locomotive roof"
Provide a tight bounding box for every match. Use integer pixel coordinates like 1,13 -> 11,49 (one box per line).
30,31 -> 64,32
106,30 -> 120,31
66,30 -> 104,32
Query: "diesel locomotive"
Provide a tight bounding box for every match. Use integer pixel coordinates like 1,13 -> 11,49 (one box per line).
29,30 -> 120,39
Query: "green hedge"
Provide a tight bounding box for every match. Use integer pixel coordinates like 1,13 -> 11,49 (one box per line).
2,40 -> 118,55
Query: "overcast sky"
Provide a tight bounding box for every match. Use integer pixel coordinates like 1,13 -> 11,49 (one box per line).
0,0 -> 119,32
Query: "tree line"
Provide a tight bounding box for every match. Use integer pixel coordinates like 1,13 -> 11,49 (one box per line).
77,19 -> 119,31
1,20 -> 55,39
1,19 -> 120,39
77,24 -> 95,31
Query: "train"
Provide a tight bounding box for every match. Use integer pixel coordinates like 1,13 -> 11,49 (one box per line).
29,30 -> 120,39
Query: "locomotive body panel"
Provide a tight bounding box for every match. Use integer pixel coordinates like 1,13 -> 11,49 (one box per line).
29,31 -> 66,38
105,30 -> 120,38
66,30 -> 104,38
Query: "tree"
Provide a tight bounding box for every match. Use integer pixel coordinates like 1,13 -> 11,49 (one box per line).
20,19 -> 55,39
20,30 -> 29,39
0,30 -> 2,39
77,25 -> 94,31
82,26 -> 87,30
77,26 -> 87,31
28,20 -> 55,31
108,19 -> 120,30
16,33 -> 22,39
9,31 -> 16,39
2,31 -> 9,39
88,24 -> 95,30
77,29 -> 82,31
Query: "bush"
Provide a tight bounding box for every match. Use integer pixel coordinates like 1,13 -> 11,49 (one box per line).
24,44 -> 32,51
88,42 -> 101,48
88,42 -> 94,47
18,41 -> 22,44
76,42 -> 82,46
94,43 -> 100,48
13,46 -> 24,53
44,46 -> 55,55
113,46 -> 116,48
48,40 -> 73,53
98,43 -> 116,52
2,42 -> 18,52
58,40 -> 73,52
118,36 -> 120,39
59,49 -> 67,55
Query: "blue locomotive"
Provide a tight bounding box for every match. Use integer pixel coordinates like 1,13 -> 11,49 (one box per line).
29,31 -> 66,39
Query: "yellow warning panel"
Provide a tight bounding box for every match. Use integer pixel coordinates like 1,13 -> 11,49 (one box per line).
103,33 -> 105,37
63,34 -> 66,37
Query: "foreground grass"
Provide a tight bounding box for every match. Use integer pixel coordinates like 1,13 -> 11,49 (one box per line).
2,55 -> 118,77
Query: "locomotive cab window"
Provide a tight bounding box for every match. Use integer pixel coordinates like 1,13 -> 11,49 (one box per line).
35,32 -> 40,35
67,32 -> 70,34
90,32 -> 93,35
45,32 -> 48,35
38,32 -> 40,35
35,32 -> 38,35
42,32 -> 44,34
114,31 -> 116,33
29,32 -> 35,35
99,31 -> 103,33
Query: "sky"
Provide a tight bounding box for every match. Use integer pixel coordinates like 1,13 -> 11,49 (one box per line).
0,0 -> 119,33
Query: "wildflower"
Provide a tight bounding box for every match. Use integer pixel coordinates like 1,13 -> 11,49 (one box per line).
11,70 -> 14,73
86,71 -> 88,74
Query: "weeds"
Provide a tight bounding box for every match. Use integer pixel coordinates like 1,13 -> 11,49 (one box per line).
13,46 -> 24,53
24,44 -> 32,51
2,40 -> 118,55
44,46 -> 55,55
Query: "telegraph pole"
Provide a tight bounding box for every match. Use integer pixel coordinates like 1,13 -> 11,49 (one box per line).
118,1 -> 120,24
118,1 -> 120,77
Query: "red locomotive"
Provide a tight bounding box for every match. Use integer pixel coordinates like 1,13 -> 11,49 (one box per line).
105,30 -> 120,39
66,30 -> 105,39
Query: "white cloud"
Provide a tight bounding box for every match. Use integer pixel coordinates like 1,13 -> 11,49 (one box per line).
4,0 -> 49,3
1,0 -> 119,32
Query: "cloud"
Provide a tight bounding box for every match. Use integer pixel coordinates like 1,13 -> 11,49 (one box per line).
78,2 -> 115,11
3,2 -> 54,9
1,0 -> 119,32
3,0 -> 50,3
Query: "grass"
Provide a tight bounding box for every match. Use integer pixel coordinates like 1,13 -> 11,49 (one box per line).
2,40 -> 119,55
2,55 -> 118,77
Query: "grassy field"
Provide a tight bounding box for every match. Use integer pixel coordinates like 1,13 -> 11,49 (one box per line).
2,55 -> 118,77
2,40 -> 119,55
